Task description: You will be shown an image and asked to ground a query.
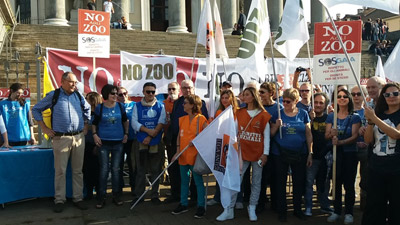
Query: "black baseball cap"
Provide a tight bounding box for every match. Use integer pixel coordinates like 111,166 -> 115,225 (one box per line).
221,81 -> 232,88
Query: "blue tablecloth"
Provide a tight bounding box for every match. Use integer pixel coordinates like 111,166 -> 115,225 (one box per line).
0,146 -> 72,204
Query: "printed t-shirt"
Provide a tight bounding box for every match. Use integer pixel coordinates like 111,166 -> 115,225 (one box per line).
326,112 -> 361,152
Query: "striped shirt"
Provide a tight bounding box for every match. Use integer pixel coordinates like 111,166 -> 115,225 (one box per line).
32,88 -> 91,133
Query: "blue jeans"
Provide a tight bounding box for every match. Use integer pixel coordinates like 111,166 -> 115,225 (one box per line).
98,141 -> 123,198
305,159 -> 330,209
180,165 -> 205,207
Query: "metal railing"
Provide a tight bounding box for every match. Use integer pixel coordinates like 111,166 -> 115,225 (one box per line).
0,5 -> 19,61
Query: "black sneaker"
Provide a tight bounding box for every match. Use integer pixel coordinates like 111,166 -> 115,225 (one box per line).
171,204 -> 188,215
73,201 -> 88,210
151,198 -> 161,205
194,206 -> 205,219
53,203 -> 64,213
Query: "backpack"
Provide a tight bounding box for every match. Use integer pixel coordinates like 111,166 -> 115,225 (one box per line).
50,88 -> 84,125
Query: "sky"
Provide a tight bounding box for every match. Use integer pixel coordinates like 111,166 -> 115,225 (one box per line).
303,3 -> 362,22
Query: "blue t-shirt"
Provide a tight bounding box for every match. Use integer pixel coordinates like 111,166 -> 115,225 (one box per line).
124,101 -> 136,140
94,103 -> 126,141
326,112 -> 361,152
356,108 -> 367,143
264,102 -> 283,119
271,108 -> 310,155
0,99 -> 31,142
296,101 -> 312,113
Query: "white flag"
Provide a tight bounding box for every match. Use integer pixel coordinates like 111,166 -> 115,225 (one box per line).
235,0 -> 270,80
192,106 -> 240,208
375,56 -> 386,80
274,0 -> 309,61
319,0 -> 399,14
384,40 -> 400,82
196,0 -> 217,115
213,0 -> 229,63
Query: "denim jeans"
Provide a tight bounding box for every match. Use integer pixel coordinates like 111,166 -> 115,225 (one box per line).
98,141 -> 123,198
305,159 -> 330,209
180,165 -> 205,207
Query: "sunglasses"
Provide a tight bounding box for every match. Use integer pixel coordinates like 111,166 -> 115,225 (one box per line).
282,100 -> 292,104
351,92 -> 362,97
168,88 -> 176,91
300,90 -> 310,93
118,92 -> 127,97
337,95 -> 349,99
383,92 -> 399,98
110,92 -> 118,96
146,90 -> 156,95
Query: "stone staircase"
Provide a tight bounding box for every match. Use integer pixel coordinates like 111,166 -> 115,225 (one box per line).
0,24 -> 379,104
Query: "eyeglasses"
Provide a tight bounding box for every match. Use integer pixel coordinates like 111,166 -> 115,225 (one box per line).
351,92 -> 362,97
168,88 -> 176,91
300,90 -> 310,93
337,95 -> 349,99
63,79 -> 78,85
118,92 -> 127,97
146,90 -> 156,95
110,92 -> 118,96
259,90 -> 266,94
282,100 -> 292,104
383,92 -> 399,98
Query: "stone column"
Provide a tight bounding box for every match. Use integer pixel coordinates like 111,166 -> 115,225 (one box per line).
191,0 -> 202,34
221,0 -> 237,35
267,0 -> 283,32
167,0 -> 188,33
311,0 -> 326,33
113,0 -> 131,28
44,0 -> 69,26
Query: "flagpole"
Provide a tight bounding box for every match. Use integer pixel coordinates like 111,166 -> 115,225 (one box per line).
190,42 -> 199,80
306,41 -> 314,109
323,6 -> 368,106
332,85 -> 338,201
269,33 -> 282,139
130,144 -> 191,210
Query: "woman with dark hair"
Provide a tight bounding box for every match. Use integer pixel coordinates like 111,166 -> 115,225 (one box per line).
270,88 -> 313,222
82,92 -> 102,200
362,83 -> 400,225
92,84 -> 129,209
171,94 -> 208,218
325,88 -> 361,224
217,87 -> 271,222
0,83 -> 35,146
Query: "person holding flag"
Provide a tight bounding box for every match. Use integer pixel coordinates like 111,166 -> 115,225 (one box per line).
217,87 -> 271,222
171,95 -> 208,219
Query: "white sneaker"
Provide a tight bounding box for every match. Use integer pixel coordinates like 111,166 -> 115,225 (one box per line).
248,205 -> 257,222
305,208 -> 312,216
344,214 -> 354,224
327,213 -> 340,223
216,208 -> 234,221
235,202 -> 244,209
207,199 -> 219,206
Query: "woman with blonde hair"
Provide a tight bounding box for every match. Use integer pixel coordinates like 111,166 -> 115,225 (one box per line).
217,87 -> 271,222
270,88 -> 313,222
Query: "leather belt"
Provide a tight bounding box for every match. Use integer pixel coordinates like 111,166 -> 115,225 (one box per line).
54,131 -> 82,136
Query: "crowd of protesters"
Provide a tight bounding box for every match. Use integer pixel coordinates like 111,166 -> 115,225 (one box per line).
1,68 -> 399,225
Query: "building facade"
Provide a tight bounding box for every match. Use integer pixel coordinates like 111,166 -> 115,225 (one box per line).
9,0 -> 326,33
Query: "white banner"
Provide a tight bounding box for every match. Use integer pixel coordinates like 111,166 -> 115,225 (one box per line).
319,0 -> 399,14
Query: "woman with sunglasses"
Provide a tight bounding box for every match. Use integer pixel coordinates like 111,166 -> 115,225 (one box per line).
0,83 -> 36,146
171,95 -> 208,218
117,86 -> 136,194
270,88 -> 312,222
92,84 -> 129,209
217,87 -> 271,222
362,83 -> 400,225
325,88 -> 361,224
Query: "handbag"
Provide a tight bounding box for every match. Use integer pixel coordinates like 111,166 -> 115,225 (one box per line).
193,116 -> 212,175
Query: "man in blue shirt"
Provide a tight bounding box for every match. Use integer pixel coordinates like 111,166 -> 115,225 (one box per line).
32,72 -> 91,213
131,82 -> 166,204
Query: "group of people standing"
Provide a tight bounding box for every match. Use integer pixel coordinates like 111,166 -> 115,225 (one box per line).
363,18 -> 388,42
7,69 -> 397,225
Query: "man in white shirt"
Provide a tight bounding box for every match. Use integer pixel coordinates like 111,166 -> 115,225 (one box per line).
103,0 -> 114,21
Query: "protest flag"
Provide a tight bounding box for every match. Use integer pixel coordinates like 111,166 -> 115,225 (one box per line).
42,59 -> 55,139
213,0 -> 229,63
319,0 -> 399,14
274,0 -> 309,61
192,106 -> 240,208
375,56 -> 386,80
384,40 -> 400,82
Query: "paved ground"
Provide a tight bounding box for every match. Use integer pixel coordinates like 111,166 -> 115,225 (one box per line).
0,180 -> 364,225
